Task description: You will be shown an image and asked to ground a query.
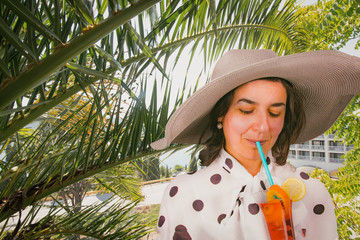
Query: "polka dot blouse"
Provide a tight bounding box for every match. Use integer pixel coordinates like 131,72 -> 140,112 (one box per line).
156,149 -> 338,240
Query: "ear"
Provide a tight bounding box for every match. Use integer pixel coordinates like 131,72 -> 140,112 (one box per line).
217,116 -> 224,122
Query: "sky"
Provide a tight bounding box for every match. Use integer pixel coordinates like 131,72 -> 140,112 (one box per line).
160,1 -> 360,169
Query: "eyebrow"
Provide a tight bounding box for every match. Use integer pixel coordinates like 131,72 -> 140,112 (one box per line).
236,98 -> 286,107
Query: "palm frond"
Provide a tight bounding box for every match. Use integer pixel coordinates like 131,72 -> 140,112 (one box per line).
0,74 -> 184,222
0,0 -> 312,237
2,197 -> 150,240
0,0 -> 308,143
0,0 -> 161,110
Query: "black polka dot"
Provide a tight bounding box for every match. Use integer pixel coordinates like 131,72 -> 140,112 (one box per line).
240,185 -> 246,192
300,172 -> 310,180
169,186 -> 178,197
175,225 -> 187,231
217,214 -> 226,224
230,210 -> 234,216
237,198 -> 241,206
158,215 -> 165,227
193,200 -> 204,211
313,204 -> 325,215
187,170 -> 197,175
266,157 -> 271,165
210,174 -> 222,184
260,180 -> 266,190
225,158 -> 233,169
248,203 -> 260,215
173,225 -> 192,240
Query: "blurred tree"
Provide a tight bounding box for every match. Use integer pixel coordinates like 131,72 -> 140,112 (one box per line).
58,180 -> 90,214
165,165 -> 170,178
173,164 -> 184,173
160,165 -> 166,178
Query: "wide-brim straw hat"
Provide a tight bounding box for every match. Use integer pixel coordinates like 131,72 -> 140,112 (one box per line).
151,49 -> 360,150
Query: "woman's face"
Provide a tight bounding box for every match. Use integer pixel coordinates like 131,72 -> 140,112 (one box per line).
218,79 -> 287,163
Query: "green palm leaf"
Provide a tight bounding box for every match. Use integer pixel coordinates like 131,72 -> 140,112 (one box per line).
0,0 -> 161,110
0,0 -> 307,142
0,0 -> 312,238
2,0 -> 63,43
2,198 -> 150,240
0,17 -> 37,62
0,74 -> 183,221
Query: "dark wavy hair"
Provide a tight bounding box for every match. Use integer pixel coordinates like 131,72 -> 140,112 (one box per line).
199,78 -> 306,166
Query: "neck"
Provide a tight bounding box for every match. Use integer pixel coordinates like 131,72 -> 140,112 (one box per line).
226,150 -> 262,176
223,147 -> 263,176
239,159 -> 262,176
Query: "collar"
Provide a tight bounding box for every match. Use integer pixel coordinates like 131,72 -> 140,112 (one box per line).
213,148 -> 276,185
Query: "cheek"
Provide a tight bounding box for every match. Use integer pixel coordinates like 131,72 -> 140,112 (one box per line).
270,119 -> 285,137
223,114 -> 249,136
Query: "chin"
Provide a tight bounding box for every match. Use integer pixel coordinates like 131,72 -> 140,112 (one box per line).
243,151 -> 262,161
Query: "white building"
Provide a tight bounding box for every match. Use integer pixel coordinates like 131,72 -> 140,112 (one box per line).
288,134 -> 353,173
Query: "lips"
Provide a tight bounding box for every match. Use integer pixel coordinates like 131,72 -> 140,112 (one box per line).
247,139 -> 267,146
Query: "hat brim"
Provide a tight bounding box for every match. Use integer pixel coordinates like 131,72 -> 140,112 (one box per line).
151,50 -> 360,150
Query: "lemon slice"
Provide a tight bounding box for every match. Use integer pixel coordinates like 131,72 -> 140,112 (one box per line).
281,177 -> 306,202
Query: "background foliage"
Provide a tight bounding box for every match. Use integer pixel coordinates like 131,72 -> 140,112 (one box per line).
296,0 -> 360,50
0,0 -> 309,238
0,0 -> 359,239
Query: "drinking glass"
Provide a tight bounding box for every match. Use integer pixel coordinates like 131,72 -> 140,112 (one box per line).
259,199 -> 295,240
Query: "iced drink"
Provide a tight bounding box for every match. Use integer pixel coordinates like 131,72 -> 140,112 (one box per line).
260,199 -> 295,240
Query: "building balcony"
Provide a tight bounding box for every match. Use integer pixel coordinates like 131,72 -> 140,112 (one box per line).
288,154 -> 296,159
311,156 -> 325,162
328,146 -> 344,151
311,145 -> 325,150
329,158 -> 344,163
346,146 -> 354,151
298,155 -> 310,160
298,144 -> 310,149
315,135 -> 325,139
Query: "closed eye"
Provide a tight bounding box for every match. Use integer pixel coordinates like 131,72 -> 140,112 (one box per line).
269,112 -> 281,117
240,109 -> 253,114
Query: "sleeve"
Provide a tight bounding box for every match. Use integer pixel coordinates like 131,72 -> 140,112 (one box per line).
155,175 -> 206,240
300,177 -> 338,240
155,183 -> 172,240
155,180 -> 194,240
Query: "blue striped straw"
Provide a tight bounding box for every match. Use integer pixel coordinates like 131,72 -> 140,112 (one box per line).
256,141 -> 274,186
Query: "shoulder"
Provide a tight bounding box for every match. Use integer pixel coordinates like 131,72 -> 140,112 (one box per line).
164,162 -> 225,194
288,171 -> 337,237
157,160 -> 242,238
161,159 -> 240,208
272,163 -> 332,203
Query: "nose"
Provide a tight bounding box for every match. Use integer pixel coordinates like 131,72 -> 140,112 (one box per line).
252,111 -> 270,134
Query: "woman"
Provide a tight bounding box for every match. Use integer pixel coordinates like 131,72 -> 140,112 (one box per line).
151,49 -> 360,239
